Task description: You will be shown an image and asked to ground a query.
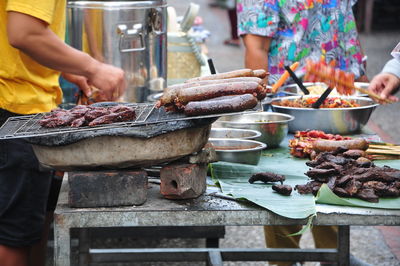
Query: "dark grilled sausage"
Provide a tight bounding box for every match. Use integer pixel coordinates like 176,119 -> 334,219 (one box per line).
312,138 -> 369,152
184,94 -> 258,116
185,69 -> 254,83
176,82 -> 260,104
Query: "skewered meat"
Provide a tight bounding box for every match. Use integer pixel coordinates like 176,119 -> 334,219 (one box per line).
304,59 -> 355,95
184,94 -> 258,116
304,59 -> 393,103
272,184 -> 292,196
312,138 -> 369,153
289,130 -> 353,159
248,172 -> 285,184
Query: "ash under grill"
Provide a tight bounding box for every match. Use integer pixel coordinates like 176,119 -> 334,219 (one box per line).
0,102 -> 261,140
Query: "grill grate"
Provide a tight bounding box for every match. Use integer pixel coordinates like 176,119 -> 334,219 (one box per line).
0,102 -> 261,140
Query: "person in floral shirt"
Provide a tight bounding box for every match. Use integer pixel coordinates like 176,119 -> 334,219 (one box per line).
237,1 -> 370,266
238,0 -> 368,85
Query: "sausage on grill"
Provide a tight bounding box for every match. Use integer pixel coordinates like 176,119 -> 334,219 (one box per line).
184,94 -> 258,116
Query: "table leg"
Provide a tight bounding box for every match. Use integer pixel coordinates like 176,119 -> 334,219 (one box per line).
79,228 -> 91,266
54,222 -> 71,266
337,225 -> 350,266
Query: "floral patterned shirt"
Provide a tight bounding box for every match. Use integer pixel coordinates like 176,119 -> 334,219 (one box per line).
237,0 -> 365,84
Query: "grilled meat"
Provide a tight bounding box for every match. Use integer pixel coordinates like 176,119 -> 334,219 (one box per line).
248,172 -> 285,184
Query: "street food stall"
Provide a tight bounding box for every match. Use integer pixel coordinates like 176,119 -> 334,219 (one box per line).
1,1 -> 398,265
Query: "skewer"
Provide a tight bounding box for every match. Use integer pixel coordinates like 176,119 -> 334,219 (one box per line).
304,60 -> 394,104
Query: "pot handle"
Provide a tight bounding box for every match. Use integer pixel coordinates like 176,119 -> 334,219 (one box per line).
117,24 -> 146,53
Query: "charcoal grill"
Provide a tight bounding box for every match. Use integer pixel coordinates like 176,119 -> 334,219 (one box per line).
0,102 -> 260,170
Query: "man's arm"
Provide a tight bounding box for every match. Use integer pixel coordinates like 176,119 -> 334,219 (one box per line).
242,34 -> 271,82
7,11 -> 125,100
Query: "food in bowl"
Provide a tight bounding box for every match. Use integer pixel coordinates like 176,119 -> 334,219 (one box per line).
274,96 -> 361,108
271,96 -> 379,134
281,82 -> 368,97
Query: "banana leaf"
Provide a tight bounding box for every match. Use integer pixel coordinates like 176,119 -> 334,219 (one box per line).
211,147 -> 316,219
211,143 -> 400,218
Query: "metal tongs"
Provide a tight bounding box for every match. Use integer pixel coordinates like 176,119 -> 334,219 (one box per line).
284,65 -> 332,109
284,65 -> 310,95
311,87 -> 333,109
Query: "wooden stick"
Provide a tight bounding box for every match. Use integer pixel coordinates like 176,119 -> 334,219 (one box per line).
366,149 -> 400,155
368,145 -> 400,151
353,85 -> 394,104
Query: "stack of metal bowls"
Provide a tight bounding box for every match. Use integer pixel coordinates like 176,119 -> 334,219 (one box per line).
216,112 -> 294,149
208,127 -> 266,165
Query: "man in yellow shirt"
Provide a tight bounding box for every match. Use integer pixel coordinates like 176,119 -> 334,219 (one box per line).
0,1 -> 125,265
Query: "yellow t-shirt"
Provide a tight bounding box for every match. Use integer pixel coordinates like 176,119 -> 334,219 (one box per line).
0,0 -> 66,114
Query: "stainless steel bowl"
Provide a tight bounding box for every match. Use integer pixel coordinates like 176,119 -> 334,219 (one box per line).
271,95 -> 379,134
217,112 -> 294,148
210,128 -> 261,140
208,138 -> 266,165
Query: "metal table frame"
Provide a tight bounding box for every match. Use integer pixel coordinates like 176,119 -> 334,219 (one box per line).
53,180 -> 400,266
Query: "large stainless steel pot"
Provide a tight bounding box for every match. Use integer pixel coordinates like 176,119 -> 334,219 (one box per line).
67,1 -> 167,102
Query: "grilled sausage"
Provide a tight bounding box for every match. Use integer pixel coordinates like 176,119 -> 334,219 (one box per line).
185,69 -> 254,83
312,138 -> 369,152
157,77 -> 264,107
176,82 -> 261,104
184,94 -> 258,116
252,69 -> 268,79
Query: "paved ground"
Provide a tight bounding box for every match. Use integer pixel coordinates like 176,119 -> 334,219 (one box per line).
46,1 -> 400,265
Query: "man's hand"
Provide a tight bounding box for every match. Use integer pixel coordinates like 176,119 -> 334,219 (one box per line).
368,73 -> 400,102
86,62 -> 126,101
61,73 -> 92,97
